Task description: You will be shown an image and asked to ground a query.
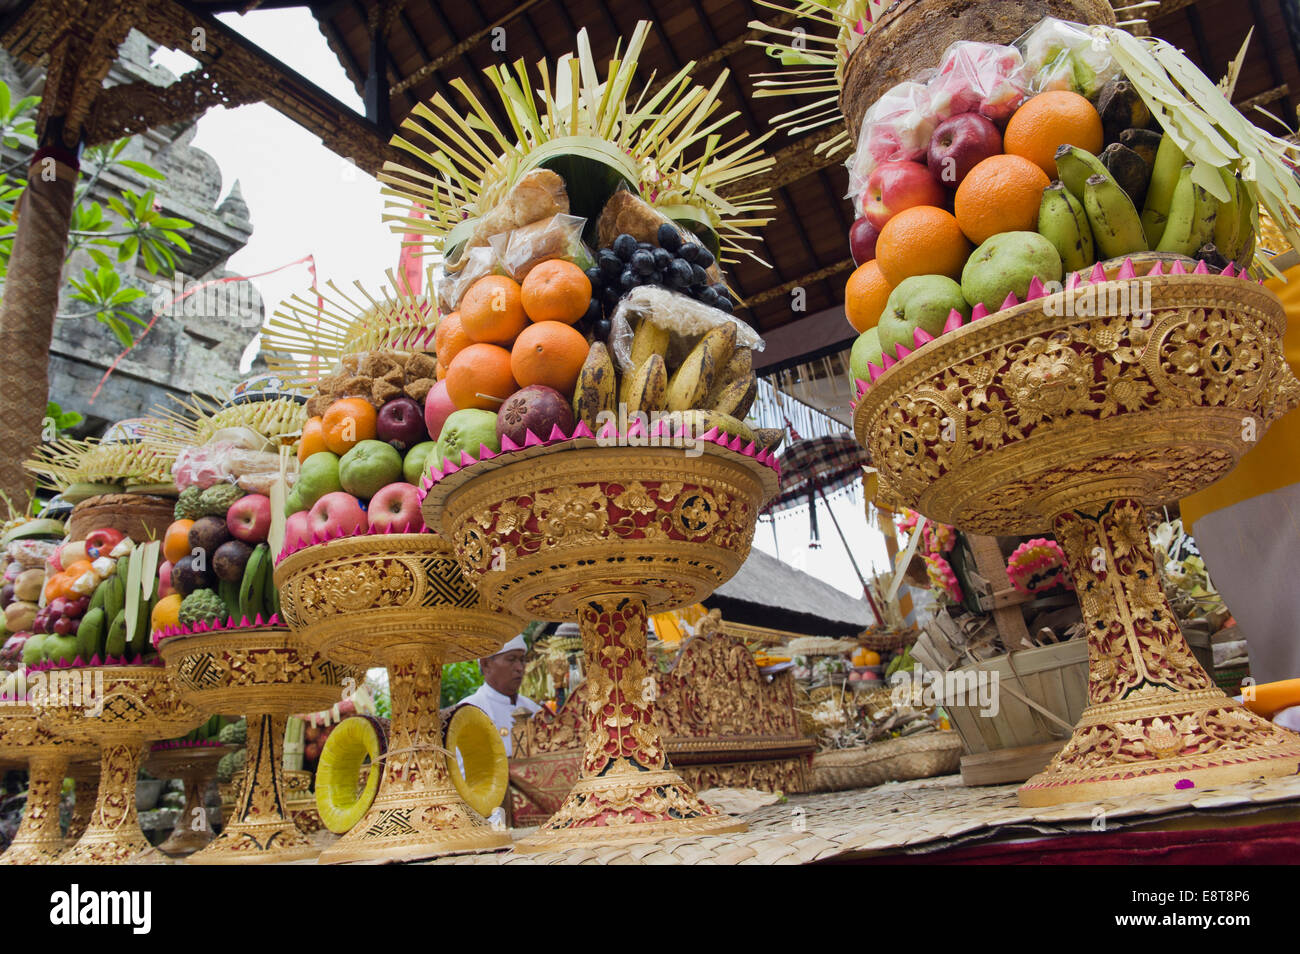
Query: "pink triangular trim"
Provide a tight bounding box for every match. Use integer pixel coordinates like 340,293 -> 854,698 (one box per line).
1193,259 -> 1209,274
1170,259 -> 1187,275
943,309 -> 964,333
1000,291 -> 1019,311
1116,258 -> 1136,281
1089,262 -> 1107,283
970,303 -> 989,321
1026,276 -> 1046,299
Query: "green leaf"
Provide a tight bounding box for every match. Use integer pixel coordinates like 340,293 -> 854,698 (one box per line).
87,248 -> 111,269
117,159 -> 165,180
104,315 -> 133,347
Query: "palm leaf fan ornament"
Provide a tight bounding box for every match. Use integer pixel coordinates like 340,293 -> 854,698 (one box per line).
378,21 -> 776,267
258,272 -> 436,395
745,0 -> 886,158
25,418 -> 177,498
140,376 -> 311,458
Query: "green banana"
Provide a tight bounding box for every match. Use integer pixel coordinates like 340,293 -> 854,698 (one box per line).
128,593 -> 155,656
104,609 -> 128,658
1119,128 -> 1162,176
74,607 -> 105,662
219,578 -> 241,622
1038,182 -> 1095,273
1054,144 -> 1110,203
239,545 -> 270,621
1232,176 -> 1257,267
262,549 -> 280,620
1100,143 -> 1151,210
1154,164 -> 1217,255
1140,134 -> 1187,247
1082,174 -> 1148,259
1212,169 -> 1241,262
88,580 -> 107,615
102,573 -> 125,628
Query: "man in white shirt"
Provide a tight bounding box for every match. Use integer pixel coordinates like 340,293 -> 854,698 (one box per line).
459,634 -> 542,757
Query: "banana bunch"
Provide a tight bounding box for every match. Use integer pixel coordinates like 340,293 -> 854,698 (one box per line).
237,544 -> 277,621
76,544 -> 159,660
572,318 -> 783,452
174,714 -> 228,744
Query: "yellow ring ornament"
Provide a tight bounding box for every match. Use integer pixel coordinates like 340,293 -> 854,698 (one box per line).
315,717 -> 385,835
444,704 -> 509,819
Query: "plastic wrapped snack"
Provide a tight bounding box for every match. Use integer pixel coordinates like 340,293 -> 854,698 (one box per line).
847,81 -> 936,202
490,213 -> 595,282
608,285 -> 763,374
436,245 -> 503,314
1017,17 -> 1118,98
930,41 -> 1027,126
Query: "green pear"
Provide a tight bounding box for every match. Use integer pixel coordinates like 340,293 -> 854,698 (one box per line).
962,231 -> 1063,312
295,452 -> 343,511
877,275 -> 968,359
402,441 -> 438,485
850,328 -> 885,383
436,410 -> 500,466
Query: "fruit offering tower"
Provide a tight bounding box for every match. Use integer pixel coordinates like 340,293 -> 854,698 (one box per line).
395,22 -> 785,851
754,3 -> 1300,803
145,377 -> 357,864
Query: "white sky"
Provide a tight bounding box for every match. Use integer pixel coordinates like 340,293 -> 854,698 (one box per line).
152,7 -> 889,601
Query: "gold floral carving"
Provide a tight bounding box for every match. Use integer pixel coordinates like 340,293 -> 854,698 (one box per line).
852,278 -> 1300,806
0,752 -> 69,864
855,275 -> 1300,534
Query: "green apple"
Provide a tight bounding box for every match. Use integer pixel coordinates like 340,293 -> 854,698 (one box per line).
296,452 -> 343,511
402,441 -> 438,485
42,634 -> 78,664
436,409 -> 500,466
878,275 -> 968,359
962,231 -> 1063,312
339,440 -> 403,499
850,327 -> 885,383
21,633 -> 47,666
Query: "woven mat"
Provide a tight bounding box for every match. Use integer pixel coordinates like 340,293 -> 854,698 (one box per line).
424,772 -> 1300,865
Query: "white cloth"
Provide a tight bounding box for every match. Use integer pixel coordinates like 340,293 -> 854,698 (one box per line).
459,683 -> 541,757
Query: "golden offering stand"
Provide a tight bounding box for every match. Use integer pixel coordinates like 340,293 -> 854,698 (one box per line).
0,699 -> 96,864
159,627 -> 354,864
143,743 -> 235,856
35,666 -> 204,863
853,264 -> 1300,806
66,760 -> 98,845
275,534 -> 520,864
423,442 -> 778,852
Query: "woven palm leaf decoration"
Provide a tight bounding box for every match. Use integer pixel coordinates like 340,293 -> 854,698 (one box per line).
142,378 -> 310,458
258,272 -> 435,393
379,20 -> 776,267
26,418 -> 176,496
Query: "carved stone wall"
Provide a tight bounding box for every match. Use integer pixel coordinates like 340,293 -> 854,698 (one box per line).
0,31 -> 261,435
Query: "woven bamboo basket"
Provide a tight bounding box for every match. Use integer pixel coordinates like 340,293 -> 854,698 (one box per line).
858,628 -> 918,654
810,732 -> 963,792
839,0 -> 1117,142
67,493 -> 175,543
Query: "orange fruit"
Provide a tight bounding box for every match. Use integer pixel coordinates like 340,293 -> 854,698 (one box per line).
151,593 -> 183,633
298,416 -> 327,463
322,397 -> 377,455
954,154 -> 1050,245
875,206 -> 971,284
509,321 -> 590,394
1003,90 -> 1103,178
446,342 -> 519,411
520,260 -> 592,324
435,360 -> 446,380
434,311 -> 473,367
164,519 -> 195,565
460,275 -> 527,344
844,261 -> 893,333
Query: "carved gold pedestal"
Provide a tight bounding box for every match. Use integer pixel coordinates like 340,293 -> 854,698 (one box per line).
144,744 -> 232,856
854,266 -> 1300,807
0,703 -> 96,864
35,667 -> 204,864
276,534 -> 520,863
424,443 -> 778,852
66,761 -> 98,846
159,627 -> 353,864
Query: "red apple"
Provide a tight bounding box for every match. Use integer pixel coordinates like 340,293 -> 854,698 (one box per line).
849,218 -> 880,266
424,380 -> 457,443
366,482 -> 424,534
226,493 -> 272,544
284,510 -> 313,550
863,160 -> 947,229
157,561 -> 175,599
927,113 -> 1003,190
376,396 -> 429,451
308,492 -> 368,539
